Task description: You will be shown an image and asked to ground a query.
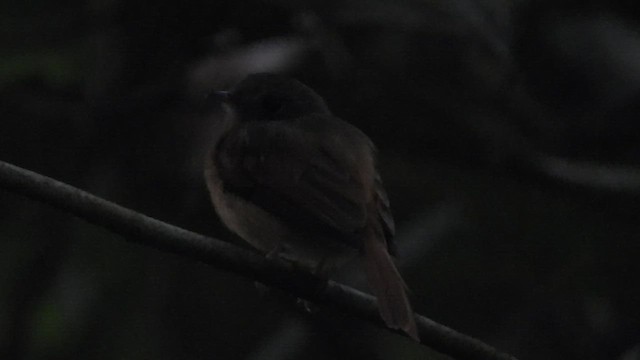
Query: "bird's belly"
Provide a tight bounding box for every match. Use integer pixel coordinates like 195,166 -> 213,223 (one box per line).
206,169 -> 354,270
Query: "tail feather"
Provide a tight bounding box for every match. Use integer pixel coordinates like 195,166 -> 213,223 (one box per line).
363,232 -> 419,341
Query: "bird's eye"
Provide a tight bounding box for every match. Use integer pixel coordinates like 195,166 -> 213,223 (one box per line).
262,96 -> 284,115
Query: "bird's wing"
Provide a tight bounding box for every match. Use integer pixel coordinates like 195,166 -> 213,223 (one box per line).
215,116 -> 377,248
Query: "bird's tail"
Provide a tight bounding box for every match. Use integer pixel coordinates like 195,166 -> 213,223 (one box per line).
362,229 -> 419,341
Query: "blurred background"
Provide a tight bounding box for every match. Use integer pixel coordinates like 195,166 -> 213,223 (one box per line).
2,0 -> 640,359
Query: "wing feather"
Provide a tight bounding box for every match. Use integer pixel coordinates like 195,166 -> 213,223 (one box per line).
215,115 -> 377,249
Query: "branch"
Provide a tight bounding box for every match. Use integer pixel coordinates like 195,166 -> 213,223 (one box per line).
0,160 -> 518,360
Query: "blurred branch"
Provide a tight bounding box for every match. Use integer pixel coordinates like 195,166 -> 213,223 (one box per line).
188,36 -> 309,94
533,155 -> 640,191
0,160 -> 518,360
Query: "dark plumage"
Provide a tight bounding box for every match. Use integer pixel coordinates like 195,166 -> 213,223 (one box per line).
204,73 -> 417,340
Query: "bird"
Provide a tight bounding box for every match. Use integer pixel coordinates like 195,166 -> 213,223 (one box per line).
203,73 -> 418,340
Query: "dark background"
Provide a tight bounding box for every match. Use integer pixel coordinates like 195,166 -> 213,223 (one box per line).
2,0 -> 640,359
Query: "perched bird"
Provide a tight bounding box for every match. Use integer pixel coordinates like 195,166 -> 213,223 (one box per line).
204,73 -> 418,340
